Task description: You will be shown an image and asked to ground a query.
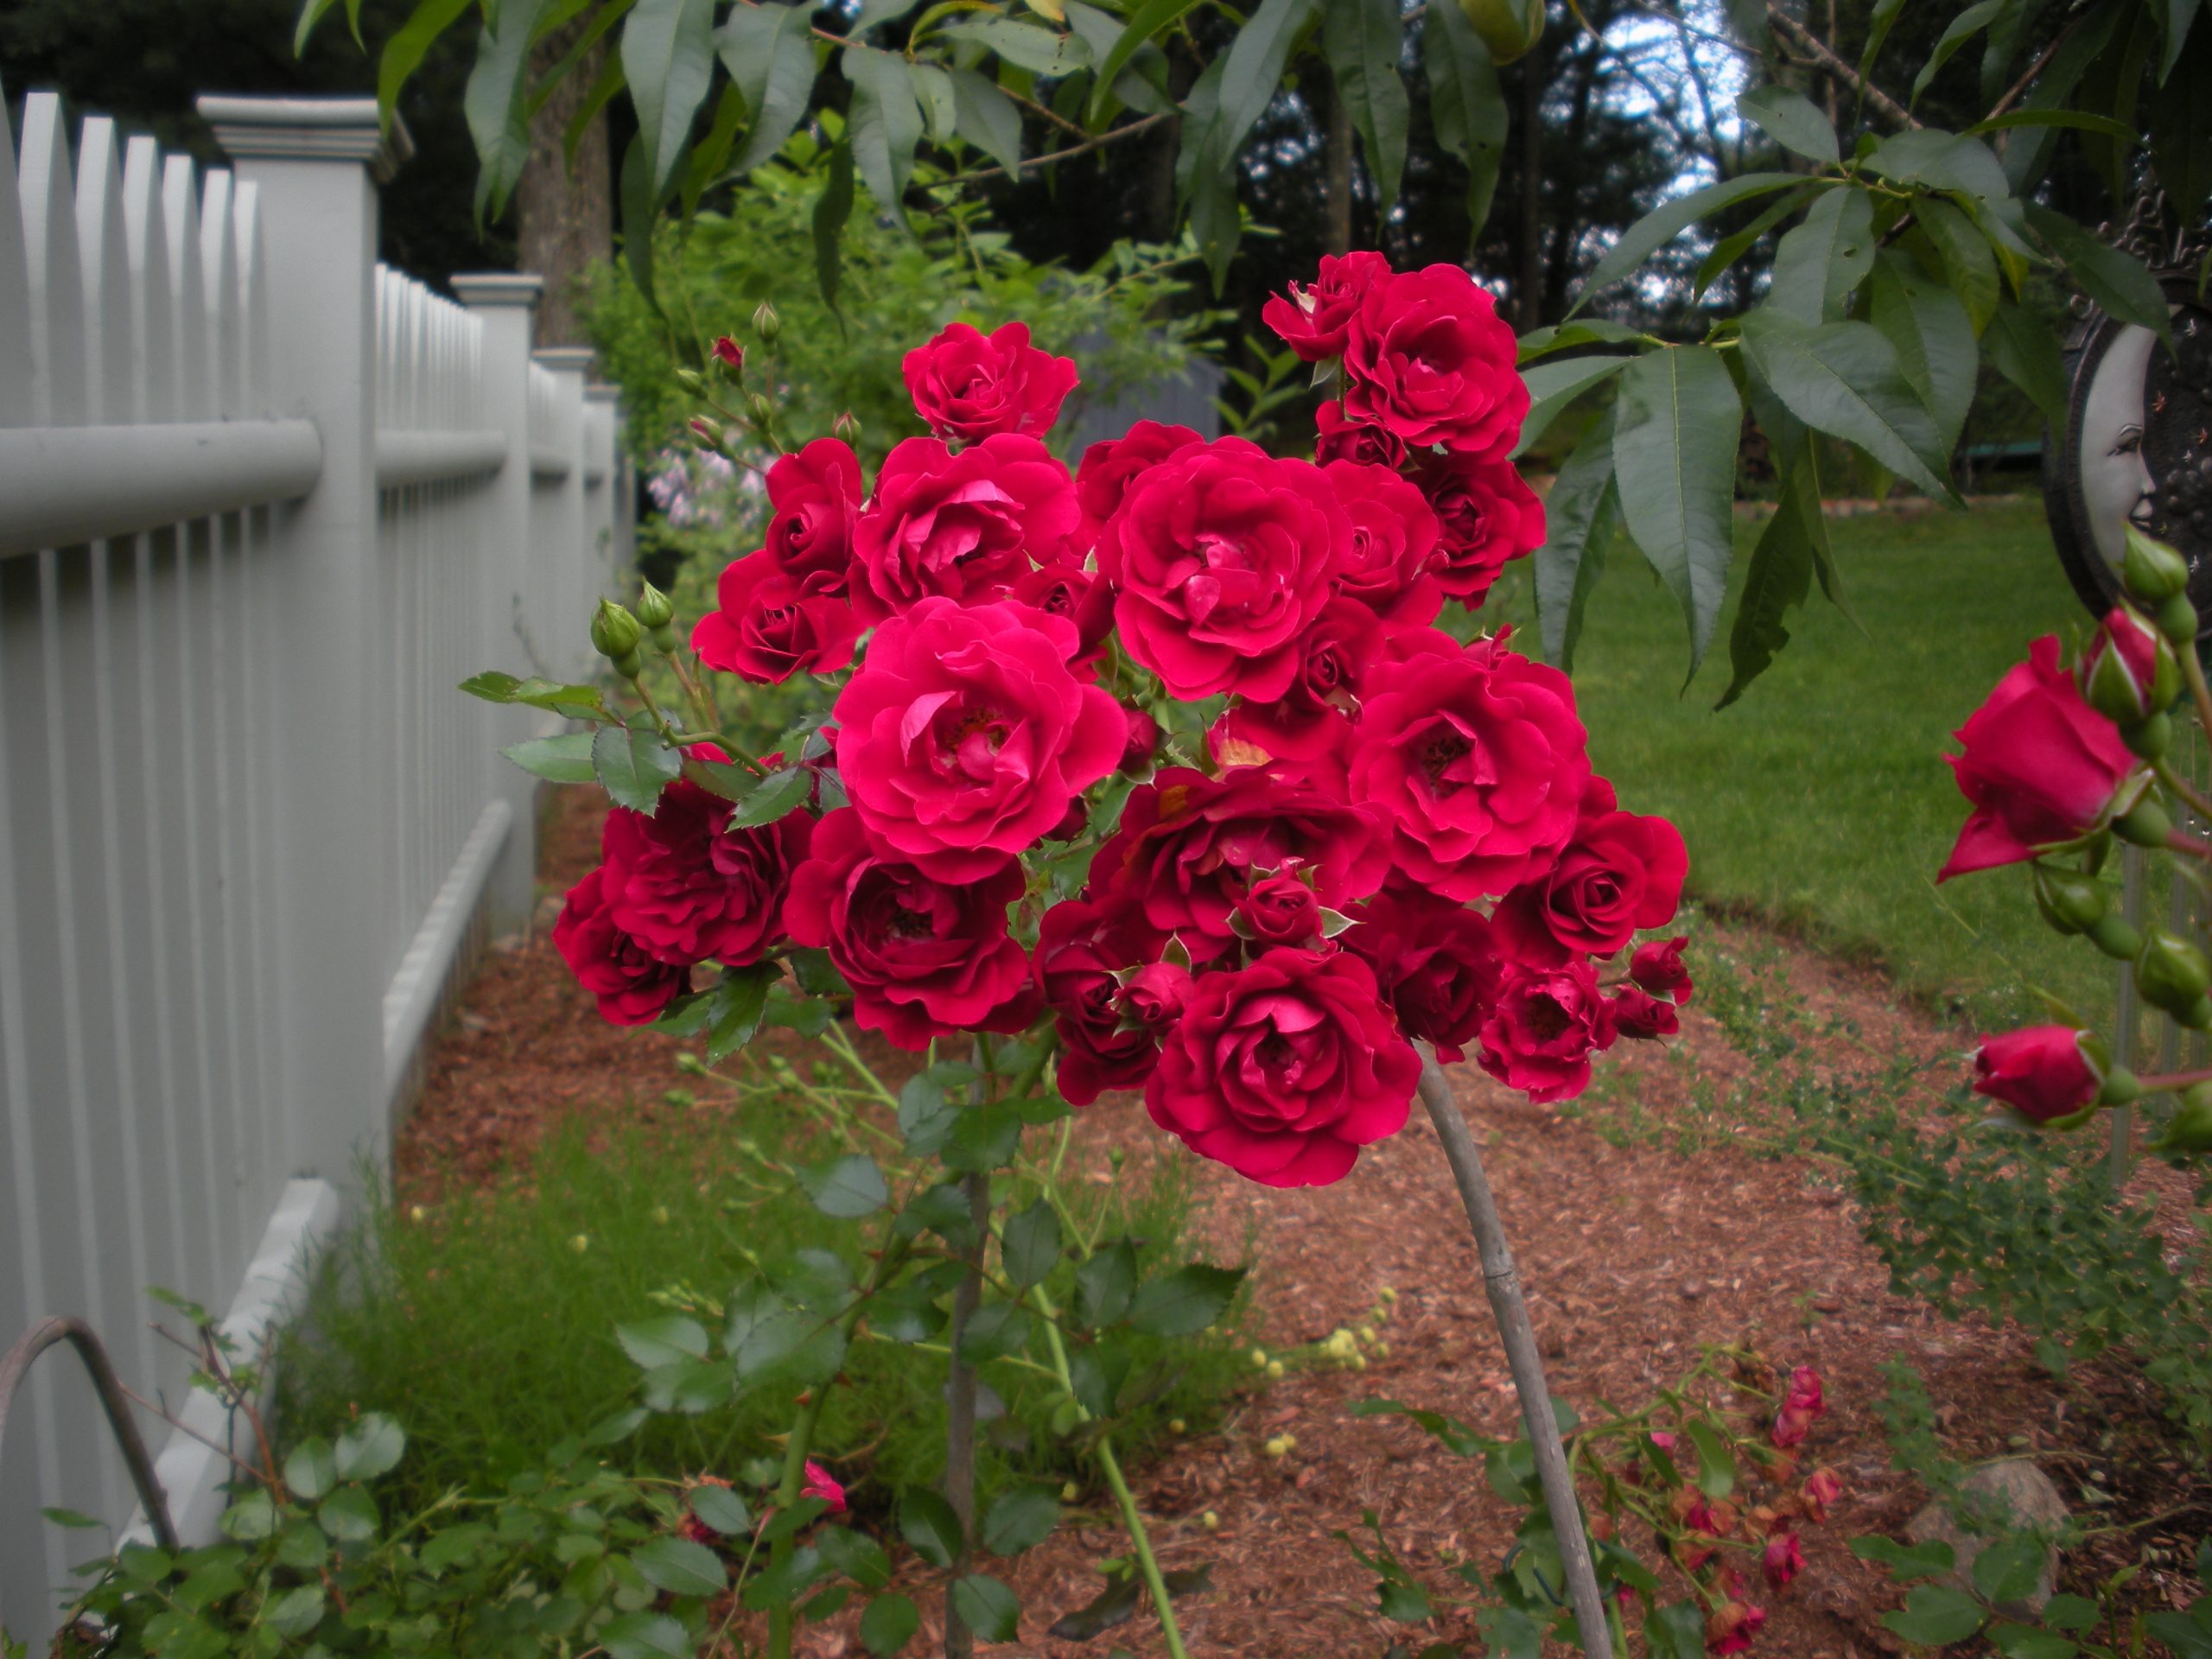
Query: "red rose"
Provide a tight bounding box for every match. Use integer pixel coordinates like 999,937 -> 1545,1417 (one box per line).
1345,888 -> 1500,1064
1146,947 -> 1420,1187
1630,936 -> 1693,1004
691,552 -> 861,683
1014,562 -> 1116,662
1761,1530 -> 1805,1592
1410,448 -> 1546,606
712,334 -> 743,369
1119,708 -> 1160,773
1090,766 -> 1389,963
1491,779 -> 1688,964
1122,960 -> 1192,1028
902,320 -> 1078,443
1313,402 -> 1409,470
1706,1600 -> 1766,1656
1232,873 -> 1327,947
1035,897 -> 1166,1105
1212,596 -> 1378,763
1477,959 -> 1617,1103
1770,1365 -> 1825,1448
1099,438 -> 1350,700
1075,419 -> 1204,547
783,810 -> 1036,1050
1938,637 -> 2142,881
1323,460 -> 1446,625
1611,986 -> 1680,1040
553,867 -> 689,1026
2078,604 -> 2178,723
600,777 -> 812,967
1261,250 -> 1392,361
849,434 -> 1077,624
1970,1025 -> 2104,1122
831,596 -> 1126,880
1342,264 -> 1526,456
765,437 -> 862,594
1351,632 -> 1592,900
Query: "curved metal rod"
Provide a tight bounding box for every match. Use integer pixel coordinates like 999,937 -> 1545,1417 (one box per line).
0,1316 -> 178,1550
1416,1051 -> 1614,1659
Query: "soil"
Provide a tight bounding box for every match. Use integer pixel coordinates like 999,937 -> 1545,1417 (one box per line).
394,786 -> 2210,1658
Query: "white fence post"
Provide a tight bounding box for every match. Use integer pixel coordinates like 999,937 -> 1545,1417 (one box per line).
194,96 -> 399,1185
451,273 -> 545,933
532,346 -> 601,677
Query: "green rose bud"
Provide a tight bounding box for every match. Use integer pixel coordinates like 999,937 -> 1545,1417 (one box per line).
2081,604 -> 2183,725
591,598 -> 643,668
2134,925 -> 2212,1018
752,299 -> 782,343
674,366 -> 704,393
2114,797 -> 2174,849
2152,1082 -> 2212,1154
635,581 -> 678,652
2031,864 -> 2106,935
833,410 -> 861,446
2095,1061 -> 2140,1106
2122,710 -> 2173,760
2157,590 -> 2198,646
2122,525 -> 2190,605
2088,912 -> 2144,961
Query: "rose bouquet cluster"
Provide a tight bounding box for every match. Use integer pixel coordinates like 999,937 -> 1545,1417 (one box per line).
1940,528 -> 2212,1157
544,254 -> 1692,1192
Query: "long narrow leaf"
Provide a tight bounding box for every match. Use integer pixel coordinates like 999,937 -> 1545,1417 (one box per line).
1323,0 -> 1408,212
1611,345 -> 1741,678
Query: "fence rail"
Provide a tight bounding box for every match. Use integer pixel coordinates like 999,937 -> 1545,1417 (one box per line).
0,86 -> 632,1643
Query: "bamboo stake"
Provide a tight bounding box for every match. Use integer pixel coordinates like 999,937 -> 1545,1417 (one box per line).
1415,1050 -> 1614,1658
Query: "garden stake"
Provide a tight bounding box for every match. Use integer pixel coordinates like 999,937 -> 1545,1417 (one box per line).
1415,1051 -> 1614,1659
941,1046 -> 993,1658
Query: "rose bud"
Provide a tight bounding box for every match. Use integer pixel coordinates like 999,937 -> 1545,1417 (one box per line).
635,580 -> 678,652
1629,936 -> 1693,1004
1612,986 -> 1680,1040
799,1459 -> 846,1513
2080,606 -> 2182,725
2123,524 -> 2191,604
1971,1026 -> 2107,1123
752,300 -> 782,343
2134,926 -> 2212,1023
1762,1529 -> 1805,1591
2152,1080 -> 2212,1154
1232,874 -> 1325,947
590,598 -> 644,677
1120,708 -> 1160,774
1122,960 -> 1192,1030
711,334 -> 744,372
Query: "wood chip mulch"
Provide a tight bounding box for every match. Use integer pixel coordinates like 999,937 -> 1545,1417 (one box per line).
391,788 -> 2209,1657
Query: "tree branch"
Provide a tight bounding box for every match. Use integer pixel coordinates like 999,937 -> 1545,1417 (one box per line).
1765,4 -> 1920,130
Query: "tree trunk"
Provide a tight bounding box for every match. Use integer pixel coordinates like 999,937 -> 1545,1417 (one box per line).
1323,69 -> 1353,257
1517,60 -> 1543,333
516,22 -> 613,348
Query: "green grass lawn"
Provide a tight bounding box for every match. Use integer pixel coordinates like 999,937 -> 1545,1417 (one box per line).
1516,499 -> 2113,1033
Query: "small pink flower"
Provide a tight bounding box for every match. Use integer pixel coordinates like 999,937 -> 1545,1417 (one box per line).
801,1459 -> 847,1514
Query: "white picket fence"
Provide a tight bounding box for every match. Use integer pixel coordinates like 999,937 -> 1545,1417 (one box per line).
0,89 -> 632,1640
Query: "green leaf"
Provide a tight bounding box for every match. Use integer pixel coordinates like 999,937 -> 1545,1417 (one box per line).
1682,1421 -> 1737,1499
1001,1199 -> 1063,1289
1883,1584 -> 1989,1646
957,1301 -> 1033,1363
1127,1263 -> 1243,1336
1917,198 -> 2000,331
1323,0 -> 1408,211
899,1487 -> 963,1568
942,1100 -> 1023,1172
501,732 -> 598,784
420,1521 -> 492,1571
1857,0 -> 1908,83
1718,446 -> 1821,709
378,0 -> 474,126
1738,309 -> 1959,503
1512,353 -> 1631,460
1088,0 -> 1200,123
1570,173 -> 1802,314
1610,344 -> 1740,677
2149,18 -> 2212,220
951,1573 -> 1021,1642
1849,1535 -> 1958,1580
1423,0 -> 1507,244
1972,1535 -> 2048,1605
593,723 -> 683,813
1736,83 -> 1837,164
842,46 -> 923,225
462,0 -> 553,220
1768,184 -> 1875,324
333,1413 -> 406,1481
1865,129 -> 2012,209
944,17 -> 1090,74
619,129 -> 658,301
801,1154 -> 889,1218
2159,0 -> 2204,77
1378,1579 -> 1433,1622
982,1485 -> 1060,1556
458,671 -> 606,717
632,1534 -> 728,1597
1986,1625 -> 2078,1659
728,764 -> 812,828
1696,185 -> 1822,301
1644,1601 -> 1708,1659
1967,107 -> 2140,143
283,1440 -> 337,1503
265,1585 -> 324,1637
2024,204 -> 2174,345
949,67 -> 1024,177
1533,409 -> 1616,671
220,1491 -> 276,1541
623,0 -> 716,203
616,1315 -> 711,1369
1912,0 -> 2004,103
720,1 -> 820,175
2039,1594 -> 2100,1633
317,1485 -> 379,1543
861,1592 -> 923,1656
40,1505 -> 102,1529
1075,1241 -> 1138,1328
689,1484 -> 752,1535
1869,251 -> 1977,452
1196,0 -> 1319,184
2144,1611 -> 2212,1659
705,962 -> 781,1064
600,1612 -> 692,1659
811,136 -> 856,318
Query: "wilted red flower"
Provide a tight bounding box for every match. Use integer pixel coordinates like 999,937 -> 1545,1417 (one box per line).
1800,1467 -> 1842,1522
1761,1529 -> 1805,1591
1770,1366 -> 1826,1449
1707,1599 -> 1767,1655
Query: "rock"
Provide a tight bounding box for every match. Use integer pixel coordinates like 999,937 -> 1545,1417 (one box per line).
1905,1458 -> 2070,1617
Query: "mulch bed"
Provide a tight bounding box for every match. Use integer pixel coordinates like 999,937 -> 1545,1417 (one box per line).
393,786 -> 2209,1656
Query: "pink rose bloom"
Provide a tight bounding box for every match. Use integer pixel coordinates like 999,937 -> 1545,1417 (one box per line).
764,437 -> 863,594
1344,887 -> 1501,1064
1477,959 -> 1618,1103
1074,419 -> 1204,547
1098,437 -> 1351,701
1490,779 -> 1688,965
1410,448 -> 1547,606
902,320 -> 1078,443
1146,947 -> 1420,1187
1212,596 -> 1379,763
849,434 -> 1077,624
832,598 -> 1124,880
1232,873 -> 1328,948
1342,264 -> 1526,456
1350,632 -> 1592,900
800,1460 -> 847,1514
691,552 -> 861,683
1971,1026 -> 2104,1122
1013,562 -> 1116,662
552,867 -> 689,1026
1324,460 -> 1446,625
599,776 -> 812,967
1938,636 -> 2141,881
1313,402 -> 1409,470
1261,250 -> 1393,361
1035,897 -> 1167,1105
783,810 -> 1037,1050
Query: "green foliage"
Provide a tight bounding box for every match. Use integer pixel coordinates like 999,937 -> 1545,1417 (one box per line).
585,127 -> 1218,472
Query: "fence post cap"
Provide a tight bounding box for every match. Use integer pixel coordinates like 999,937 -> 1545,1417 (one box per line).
195,95 -> 411,182
450,272 -> 543,309
583,382 -> 620,404
532,346 -> 596,376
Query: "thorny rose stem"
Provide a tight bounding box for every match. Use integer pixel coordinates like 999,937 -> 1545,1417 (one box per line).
1415,1048 -> 1616,1659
